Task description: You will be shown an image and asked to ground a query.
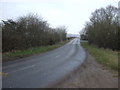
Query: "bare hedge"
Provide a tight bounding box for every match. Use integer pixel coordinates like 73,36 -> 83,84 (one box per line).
2,14 -> 67,52
82,5 -> 119,50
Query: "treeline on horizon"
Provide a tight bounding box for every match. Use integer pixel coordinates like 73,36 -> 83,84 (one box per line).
81,5 -> 120,50
1,14 -> 67,52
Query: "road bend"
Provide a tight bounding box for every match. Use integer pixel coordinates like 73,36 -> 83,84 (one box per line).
2,38 -> 86,88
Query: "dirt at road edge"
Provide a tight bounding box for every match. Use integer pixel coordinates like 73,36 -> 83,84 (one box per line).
53,51 -> 118,88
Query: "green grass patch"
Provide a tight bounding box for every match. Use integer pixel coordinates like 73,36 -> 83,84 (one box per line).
3,40 -> 69,57
81,42 -> 118,71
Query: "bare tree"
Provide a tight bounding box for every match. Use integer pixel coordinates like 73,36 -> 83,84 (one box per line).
81,5 -> 119,50
2,14 -> 67,52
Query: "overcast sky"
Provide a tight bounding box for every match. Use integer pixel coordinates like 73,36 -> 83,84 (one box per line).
0,0 -> 119,34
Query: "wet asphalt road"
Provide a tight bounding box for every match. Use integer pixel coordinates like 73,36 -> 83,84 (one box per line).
2,38 -> 86,88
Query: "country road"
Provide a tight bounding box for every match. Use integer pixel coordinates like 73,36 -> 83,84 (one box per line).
2,38 -> 86,88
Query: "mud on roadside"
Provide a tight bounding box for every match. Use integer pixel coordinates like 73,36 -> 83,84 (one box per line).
53,51 -> 118,88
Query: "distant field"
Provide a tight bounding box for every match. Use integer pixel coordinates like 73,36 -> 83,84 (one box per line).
3,40 -> 69,62
81,42 -> 118,72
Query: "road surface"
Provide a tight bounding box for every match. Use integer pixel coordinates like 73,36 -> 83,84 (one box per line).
2,38 -> 86,88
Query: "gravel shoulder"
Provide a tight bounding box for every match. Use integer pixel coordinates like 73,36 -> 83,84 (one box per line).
53,50 -> 118,88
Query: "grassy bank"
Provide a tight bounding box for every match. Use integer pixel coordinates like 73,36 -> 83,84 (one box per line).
3,40 -> 69,62
81,42 -> 118,72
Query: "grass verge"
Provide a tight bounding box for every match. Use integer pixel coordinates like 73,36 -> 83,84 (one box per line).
3,40 -> 69,62
81,42 -> 118,72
